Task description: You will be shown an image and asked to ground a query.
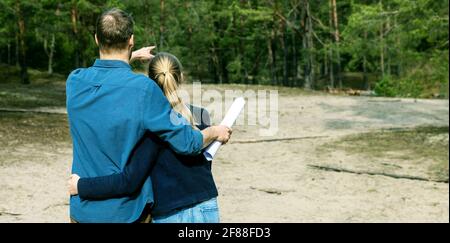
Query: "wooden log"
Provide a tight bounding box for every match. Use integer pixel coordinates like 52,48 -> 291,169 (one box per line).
307,164 -> 449,184
0,108 -> 66,115
0,211 -> 22,216
233,135 -> 329,144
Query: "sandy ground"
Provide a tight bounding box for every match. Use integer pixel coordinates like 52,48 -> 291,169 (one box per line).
0,89 -> 448,223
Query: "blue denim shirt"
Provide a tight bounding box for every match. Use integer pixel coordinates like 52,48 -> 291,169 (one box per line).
66,59 -> 203,223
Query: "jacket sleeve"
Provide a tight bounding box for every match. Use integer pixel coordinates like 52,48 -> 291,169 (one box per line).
77,133 -> 161,200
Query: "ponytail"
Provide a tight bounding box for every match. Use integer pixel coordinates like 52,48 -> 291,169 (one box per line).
149,53 -> 197,128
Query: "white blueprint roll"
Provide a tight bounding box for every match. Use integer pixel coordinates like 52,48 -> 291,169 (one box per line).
204,97 -> 246,161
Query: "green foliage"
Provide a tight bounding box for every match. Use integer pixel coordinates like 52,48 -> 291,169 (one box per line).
375,49 -> 448,98
0,0 -> 447,98
374,76 -> 397,97
375,75 -> 424,98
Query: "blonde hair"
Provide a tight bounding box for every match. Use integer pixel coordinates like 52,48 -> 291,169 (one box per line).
148,52 -> 196,128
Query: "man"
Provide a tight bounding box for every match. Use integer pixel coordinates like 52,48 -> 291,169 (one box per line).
66,8 -> 231,223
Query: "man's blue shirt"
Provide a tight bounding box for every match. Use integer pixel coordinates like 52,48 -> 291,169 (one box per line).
66,59 -> 203,223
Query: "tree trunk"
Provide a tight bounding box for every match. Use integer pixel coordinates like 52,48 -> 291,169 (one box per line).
160,0 -> 165,51
303,0 -> 314,90
221,58 -> 229,84
281,25 -> 288,86
307,21 -> 314,89
328,0 -> 334,88
379,0 -> 385,78
211,0 -> 222,84
292,3 -> 299,87
363,30 -> 369,90
71,4 -> 80,68
270,3 -> 279,85
292,32 -> 298,87
7,43 -> 11,65
46,34 -> 56,75
250,51 -> 262,85
268,34 -> 277,85
211,45 -> 221,84
323,44 -> 328,79
307,18 -> 314,89
394,14 -> 401,77
15,0 -> 29,84
386,4 -> 391,76
15,32 -> 20,68
331,0 -> 342,88
363,54 -> 369,90
239,0 -> 249,84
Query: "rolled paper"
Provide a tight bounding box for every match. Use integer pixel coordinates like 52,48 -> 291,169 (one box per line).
204,97 -> 246,161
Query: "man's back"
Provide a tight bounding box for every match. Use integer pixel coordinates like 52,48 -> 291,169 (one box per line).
67,59 -> 155,222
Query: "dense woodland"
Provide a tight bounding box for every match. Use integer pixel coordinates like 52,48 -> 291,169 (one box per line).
0,0 -> 448,97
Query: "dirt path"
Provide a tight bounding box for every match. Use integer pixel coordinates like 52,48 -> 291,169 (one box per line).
0,93 -> 448,223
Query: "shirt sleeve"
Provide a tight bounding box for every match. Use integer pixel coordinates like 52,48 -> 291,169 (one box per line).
142,81 -> 203,155
77,133 -> 161,200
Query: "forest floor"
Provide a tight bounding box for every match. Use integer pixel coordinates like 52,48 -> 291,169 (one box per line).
0,71 -> 448,222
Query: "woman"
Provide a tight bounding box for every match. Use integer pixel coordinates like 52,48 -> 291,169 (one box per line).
68,52 -> 225,223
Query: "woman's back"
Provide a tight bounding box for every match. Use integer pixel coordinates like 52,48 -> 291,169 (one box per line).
148,105 -> 218,217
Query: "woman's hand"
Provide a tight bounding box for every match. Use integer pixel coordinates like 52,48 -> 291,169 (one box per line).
201,125 -> 232,148
67,174 -> 80,196
213,125 -> 233,144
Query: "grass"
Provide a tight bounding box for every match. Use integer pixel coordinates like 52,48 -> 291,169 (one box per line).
0,64 -> 67,109
319,126 -> 449,182
0,112 -> 70,147
0,64 -> 319,110
180,82 -> 321,98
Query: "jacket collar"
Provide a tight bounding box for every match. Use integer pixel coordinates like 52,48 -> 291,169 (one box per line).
93,59 -> 131,69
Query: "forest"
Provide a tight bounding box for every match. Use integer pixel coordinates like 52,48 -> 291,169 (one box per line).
0,0 -> 448,98
0,1 -> 449,224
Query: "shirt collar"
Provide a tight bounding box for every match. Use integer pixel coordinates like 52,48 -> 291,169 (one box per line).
93,59 -> 131,69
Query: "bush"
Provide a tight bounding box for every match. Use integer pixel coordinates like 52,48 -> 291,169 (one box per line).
375,76 -> 428,98
375,50 -> 449,98
374,76 -> 396,97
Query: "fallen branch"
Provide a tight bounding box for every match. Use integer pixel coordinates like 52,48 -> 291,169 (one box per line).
250,186 -> 295,195
367,99 -> 403,103
0,211 -> 22,216
43,202 -> 69,211
233,135 -> 329,144
0,107 -> 66,115
307,165 -> 449,184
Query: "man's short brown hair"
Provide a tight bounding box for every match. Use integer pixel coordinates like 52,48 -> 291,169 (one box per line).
96,8 -> 134,51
